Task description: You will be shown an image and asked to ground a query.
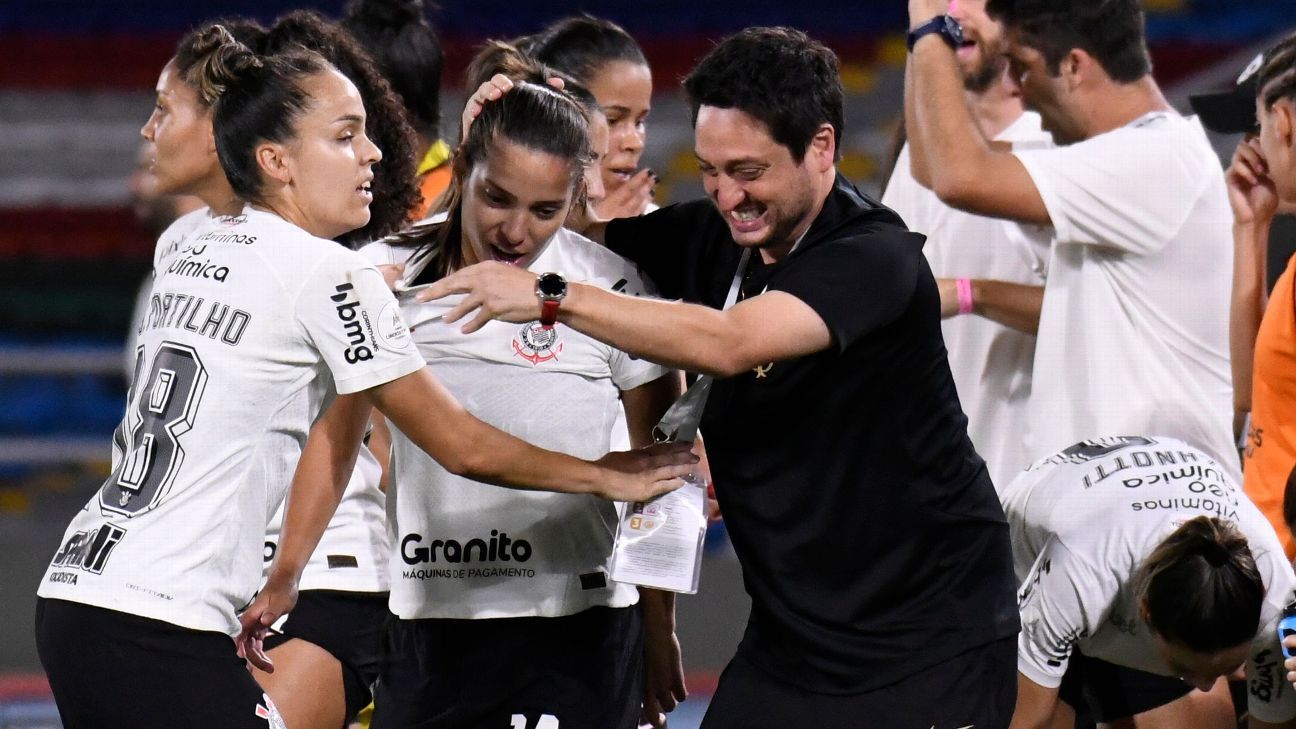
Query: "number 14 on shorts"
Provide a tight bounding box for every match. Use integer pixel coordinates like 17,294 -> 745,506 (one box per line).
510,714 -> 558,729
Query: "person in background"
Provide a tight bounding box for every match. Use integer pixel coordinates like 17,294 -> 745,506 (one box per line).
526,14 -> 657,219
1194,36 -> 1296,560
124,139 -> 204,379
342,0 -> 450,216
884,0 -> 1052,492
906,0 -> 1238,484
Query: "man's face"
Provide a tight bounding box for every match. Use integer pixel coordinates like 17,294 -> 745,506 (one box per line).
1002,33 -> 1084,143
693,106 -> 822,250
949,0 -> 1008,92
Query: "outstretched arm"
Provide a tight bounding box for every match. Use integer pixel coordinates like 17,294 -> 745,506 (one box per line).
367,368 -> 696,501
420,262 -> 831,377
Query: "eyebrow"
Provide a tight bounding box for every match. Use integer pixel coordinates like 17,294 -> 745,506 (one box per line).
693,153 -> 768,168
482,177 -> 565,207
334,114 -> 365,125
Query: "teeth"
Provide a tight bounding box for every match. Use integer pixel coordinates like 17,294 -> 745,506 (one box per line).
732,208 -> 760,222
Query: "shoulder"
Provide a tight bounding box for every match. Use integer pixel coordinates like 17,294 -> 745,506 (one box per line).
154,207 -> 211,262
548,228 -> 647,286
358,239 -> 416,267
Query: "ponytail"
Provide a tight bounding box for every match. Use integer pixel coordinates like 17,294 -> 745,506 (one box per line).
1137,516 -> 1264,653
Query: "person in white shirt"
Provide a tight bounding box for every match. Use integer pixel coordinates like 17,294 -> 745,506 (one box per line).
362,57 -> 686,729
126,16 -> 420,729
1003,436 -> 1296,729
33,27 -> 694,729
885,0 -> 1051,492
905,0 -> 1237,483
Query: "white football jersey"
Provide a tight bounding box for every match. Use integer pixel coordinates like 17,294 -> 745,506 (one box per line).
262,440 -> 389,593
39,206 -> 423,636
362,226 -> 667,619
1004,436 -> 1296,723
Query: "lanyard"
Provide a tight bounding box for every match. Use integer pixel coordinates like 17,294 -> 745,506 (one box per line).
652,248 -> 754,443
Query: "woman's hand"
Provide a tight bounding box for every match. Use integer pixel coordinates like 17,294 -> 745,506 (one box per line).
1227,136 -> 1279,227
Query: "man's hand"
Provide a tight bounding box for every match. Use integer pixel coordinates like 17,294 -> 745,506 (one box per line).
1227,136 -> 1279,227
594,442 -> 698,502
596,169 -> 656,221
417,261 -> 539,332
235,574 -> 298,673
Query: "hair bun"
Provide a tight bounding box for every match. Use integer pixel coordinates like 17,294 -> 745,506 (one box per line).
346,0 -> 423,27
189,24 -> 263,105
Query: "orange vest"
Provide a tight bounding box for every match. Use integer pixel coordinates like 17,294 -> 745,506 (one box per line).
1244,253 -> 1296,559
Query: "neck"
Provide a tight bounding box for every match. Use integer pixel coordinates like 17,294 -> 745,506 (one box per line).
1082,76 -> 1172,138
969,76 -> 1026,140
195,178 -> 244,218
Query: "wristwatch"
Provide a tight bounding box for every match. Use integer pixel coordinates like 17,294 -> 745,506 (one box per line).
535,272 -> 567,328
907,15 -> 964,51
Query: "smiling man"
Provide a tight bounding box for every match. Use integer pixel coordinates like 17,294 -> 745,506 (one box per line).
428,26 -> 1019,728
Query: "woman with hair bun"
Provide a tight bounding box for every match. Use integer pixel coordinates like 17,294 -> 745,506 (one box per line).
1002,436 -> 1296,729
33,26 -> 694,729
131,14 -> 422,728
342,0 -> 451,216
527,15 -> 657,220
360,47 -> 685,729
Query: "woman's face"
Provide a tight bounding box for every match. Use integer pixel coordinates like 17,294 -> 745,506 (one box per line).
266,69 -> 382,240
1150,631 -> 1250,692
1257,96 -> 1296,202
461,137 -> 575,270
140,61 -> 223,198
584,112 -> 610,206
585,60 -> 652,195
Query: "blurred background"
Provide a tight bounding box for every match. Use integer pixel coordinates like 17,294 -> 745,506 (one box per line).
1,1 -> 1293,726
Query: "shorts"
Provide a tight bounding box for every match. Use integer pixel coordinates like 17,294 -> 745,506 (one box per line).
35,597 -> 284,729
700,636 -> 1017,729
1058,650 -> 1193,724
371,604 -> 644,729
262,589 -> 389,721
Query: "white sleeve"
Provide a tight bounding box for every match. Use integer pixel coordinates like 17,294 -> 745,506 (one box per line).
607,262 -> 670,392
1246,618 -> 1296,722
1013,127 -> 1207,255
879,144 -> 927,230
1017,536 -> 1115,688
295,250 -> 425,394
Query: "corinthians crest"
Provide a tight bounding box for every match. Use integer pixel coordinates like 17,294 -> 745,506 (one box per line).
512,322 -> 563,365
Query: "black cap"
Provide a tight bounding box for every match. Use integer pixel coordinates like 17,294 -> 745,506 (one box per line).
1189,52 -> 1265,135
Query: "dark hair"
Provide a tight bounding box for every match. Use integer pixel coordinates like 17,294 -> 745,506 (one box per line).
986,0 -> 1151,84
173,18 -> 268,107
389,79 -> 593,281
464,40 -> 602,120
1258,34 -> 1296,110
194,26 -> 331,205
1136,516 -> 1264,653
526,14 -> 647,88
265,10 -> 421,244
342,0 -> 443,141
683,27 -> 842,162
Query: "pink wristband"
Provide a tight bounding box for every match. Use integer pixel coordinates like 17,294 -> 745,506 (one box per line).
956,278 -> 974,315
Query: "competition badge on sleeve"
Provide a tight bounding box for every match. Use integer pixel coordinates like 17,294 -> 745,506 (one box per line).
609,378 -> 710,594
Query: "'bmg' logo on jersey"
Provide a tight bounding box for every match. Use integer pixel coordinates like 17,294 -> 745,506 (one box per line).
52,524 -> 127,574
331,283 -> 374,363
